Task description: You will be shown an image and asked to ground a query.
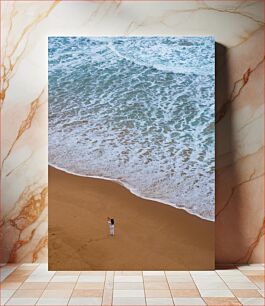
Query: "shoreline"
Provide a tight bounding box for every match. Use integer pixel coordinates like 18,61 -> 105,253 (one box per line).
48,162 -> 214,222
48,166 -> 214,270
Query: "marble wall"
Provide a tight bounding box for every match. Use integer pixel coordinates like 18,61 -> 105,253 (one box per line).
1,0 -> 264,264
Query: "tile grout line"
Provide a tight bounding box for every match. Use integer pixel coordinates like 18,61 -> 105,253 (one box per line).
142,271 -> 147,306
165,270 -> 175,305
110,271 -> 113,306
217,265 -> 252,305
2,264 -> 43,305
34,265 -> 51,306
190,270 -> 218,305
192,267 -> 244,305
189,270 -> 204,303
1,264 -> 21,305
1,264 -> 264,305
2,285 -> 16,306
228,266 -> 250,305
102,270 -> 107,306
30,285 -> 46,306
65,272 -> 76,306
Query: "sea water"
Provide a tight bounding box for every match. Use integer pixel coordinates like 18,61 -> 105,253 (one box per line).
48,37 -> 215,221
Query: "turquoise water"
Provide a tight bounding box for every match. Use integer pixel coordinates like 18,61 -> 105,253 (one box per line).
48,37 -> 215,221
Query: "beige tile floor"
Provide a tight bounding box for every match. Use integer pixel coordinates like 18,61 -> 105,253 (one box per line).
0,264 -> 264,305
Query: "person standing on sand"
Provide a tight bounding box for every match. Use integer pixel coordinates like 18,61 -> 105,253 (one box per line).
107,217 -> 115,236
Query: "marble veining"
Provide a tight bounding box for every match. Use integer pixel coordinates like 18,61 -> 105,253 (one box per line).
0,0 -> 264,263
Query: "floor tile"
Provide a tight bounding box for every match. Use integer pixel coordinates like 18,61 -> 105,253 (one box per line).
68,297 -> 102,305
199,289 -> 234,297
1,297 -> 10,305
30,268 -> 53,275
25,276 -> 54,283
144,276 -> 167,282
50,275 -> 78,282
0,289 -> 16,298
143,271 -> 165,276
102,289 -> 112,305
9,269 -> 33,275
55,271 -> 80,276
45,282 -> 76,290
105,271 -> 114,278
19,282 -> 48,290
78,275 -> 105,282
144,282 -> 169,290
6,297 -> 38,305
238,297 -> 265,305
192,277 -> 225,284
75,282 -> 104,289
219,275 -> 250,282
225,282 -> 258,289
113,289 -> 145,297
80,271 -> 106,275
3,275 -> 28,283
216,269 -> 245,276
72,289 -> 103,297
104,280 -> 114,290
1,264 -> 264,306
247,275 -> 264,283
0,289 -> 15,304
104,272 -> 114,289
192,275 -> 223,281
12,289 -> 44,298
170,289 -> 200,297
0,282 -> 22,290
114,282 -> 144,290
194,281 -> 228,290
0,266 -> 19,282
237,264 -> 264,271
240,270 -> 264,276
190,271 -> 217,276
232,289 -> 262,298
29,272 -> 54,278
165,271 -> 190,276
115,271 -> 142,276
146,297 -> 174,305
145,290 -> 172,298
173,297 -> 206,305
166,275 -> 193,282
40,289 -> 72,298
114,276 -> 143,283
168,282 -> 196,289
112,296 -> 146,305
203,297 -> 241,305
36,298 -> 69,305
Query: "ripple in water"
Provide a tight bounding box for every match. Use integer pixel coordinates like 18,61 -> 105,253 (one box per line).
48,36 -> 215,221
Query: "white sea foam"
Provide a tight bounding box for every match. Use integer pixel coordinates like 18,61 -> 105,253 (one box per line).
48,36 -> 215,221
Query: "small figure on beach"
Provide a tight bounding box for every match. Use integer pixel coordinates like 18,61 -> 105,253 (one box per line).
107,217 -> 115,237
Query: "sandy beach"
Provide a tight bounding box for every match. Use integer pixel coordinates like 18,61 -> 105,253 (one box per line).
48,166 -> 214,270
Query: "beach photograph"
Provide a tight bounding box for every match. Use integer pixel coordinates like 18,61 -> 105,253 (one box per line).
48,36 -> 215,270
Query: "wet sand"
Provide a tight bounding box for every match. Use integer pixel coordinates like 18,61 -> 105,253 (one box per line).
48,166 -> 214,270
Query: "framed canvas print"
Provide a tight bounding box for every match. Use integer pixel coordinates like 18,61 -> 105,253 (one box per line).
48,36 -> 215,270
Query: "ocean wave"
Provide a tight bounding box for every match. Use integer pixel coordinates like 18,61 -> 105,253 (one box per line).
49,162 -> 214,222
48,36 -> 215,221
107,38 -> 214,76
